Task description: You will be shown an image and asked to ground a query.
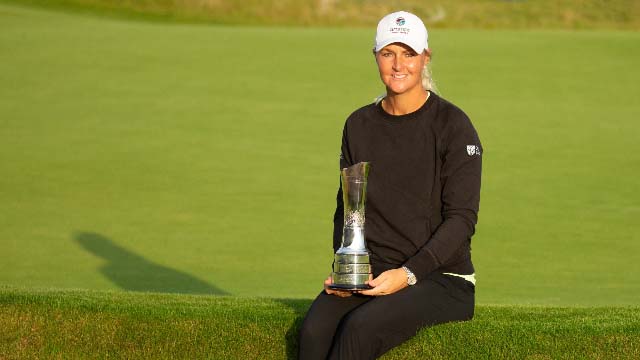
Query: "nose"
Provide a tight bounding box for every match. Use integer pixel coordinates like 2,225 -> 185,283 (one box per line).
392,55 -> 404,71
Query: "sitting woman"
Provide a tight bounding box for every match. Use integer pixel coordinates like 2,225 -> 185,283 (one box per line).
298,10 -> 483,360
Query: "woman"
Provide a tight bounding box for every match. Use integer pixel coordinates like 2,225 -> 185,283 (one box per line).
298,10 -> 482,360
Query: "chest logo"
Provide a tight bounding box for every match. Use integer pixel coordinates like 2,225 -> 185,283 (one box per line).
467,145 -> 481,156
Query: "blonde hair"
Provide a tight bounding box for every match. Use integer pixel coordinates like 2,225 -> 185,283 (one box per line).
421,61 -> 437,93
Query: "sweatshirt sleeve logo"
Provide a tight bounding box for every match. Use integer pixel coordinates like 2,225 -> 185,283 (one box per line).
466,145 -> 481,156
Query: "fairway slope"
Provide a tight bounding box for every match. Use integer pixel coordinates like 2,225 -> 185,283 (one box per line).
3,0 -> 640,29
1,287 -> 639,359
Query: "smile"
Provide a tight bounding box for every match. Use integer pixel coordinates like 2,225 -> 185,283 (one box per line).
392,74 -> 407,79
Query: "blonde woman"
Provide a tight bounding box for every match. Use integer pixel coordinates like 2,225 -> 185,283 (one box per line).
298,11 -> 483,360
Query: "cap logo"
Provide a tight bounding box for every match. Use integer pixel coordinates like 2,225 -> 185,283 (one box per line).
388,16 -> 410,35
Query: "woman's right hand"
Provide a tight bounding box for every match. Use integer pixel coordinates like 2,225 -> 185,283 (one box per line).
324,275 -> 352,297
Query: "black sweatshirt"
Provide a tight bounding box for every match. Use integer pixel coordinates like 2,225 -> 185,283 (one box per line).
333,92 -> 482,280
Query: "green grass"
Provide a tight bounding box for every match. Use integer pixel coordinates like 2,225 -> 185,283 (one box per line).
1,287 -> 639,359
1,4 -> 639,359
4,0 -> 640,29
1,3 -> 640,307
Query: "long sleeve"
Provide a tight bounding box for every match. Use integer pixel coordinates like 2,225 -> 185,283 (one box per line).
404,113 -> 482,279
330,95 -> 480,278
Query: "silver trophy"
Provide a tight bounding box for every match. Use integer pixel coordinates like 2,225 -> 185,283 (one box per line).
328,162 -> 372,291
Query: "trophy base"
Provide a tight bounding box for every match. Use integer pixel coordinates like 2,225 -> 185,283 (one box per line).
327,283 -> 373,291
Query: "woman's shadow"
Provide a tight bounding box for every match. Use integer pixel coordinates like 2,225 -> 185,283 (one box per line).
74,231 -> 228,295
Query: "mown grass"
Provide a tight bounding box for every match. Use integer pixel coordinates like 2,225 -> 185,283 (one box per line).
1,2 -> 640,305
1,3 -> 638,359
1,287 -> 639,359
4,0 -> 640,29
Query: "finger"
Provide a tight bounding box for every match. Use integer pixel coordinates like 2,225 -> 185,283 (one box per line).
329,289 -> 352,297
359,286 -> 386,296
324,276 -> 334,294
324,277 -> 353,297
324,286 -> 337,295
360,279 -> 390,296
367,273 -> 389,288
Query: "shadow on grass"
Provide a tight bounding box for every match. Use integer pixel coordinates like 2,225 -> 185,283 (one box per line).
275,297 -> 314,359
74,231 -> 228,295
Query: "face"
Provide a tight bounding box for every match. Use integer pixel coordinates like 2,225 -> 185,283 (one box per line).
375,43 -> 430,96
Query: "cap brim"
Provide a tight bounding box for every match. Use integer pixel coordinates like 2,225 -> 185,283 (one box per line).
375,37 -> 426,54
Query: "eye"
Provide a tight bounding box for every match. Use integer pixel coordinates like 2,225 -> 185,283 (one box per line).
381,52 -> 393,57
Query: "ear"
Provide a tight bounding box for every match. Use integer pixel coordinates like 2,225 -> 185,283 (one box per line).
424,49 -> 431,62
424,49 -> 432,64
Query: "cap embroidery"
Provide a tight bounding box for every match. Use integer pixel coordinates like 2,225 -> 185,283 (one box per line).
388,27 -> 410,34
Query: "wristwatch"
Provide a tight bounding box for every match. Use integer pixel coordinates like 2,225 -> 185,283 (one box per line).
402,266 -> 417,286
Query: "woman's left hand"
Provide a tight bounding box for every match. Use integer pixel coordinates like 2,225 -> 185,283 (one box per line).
358,268 -> 408,296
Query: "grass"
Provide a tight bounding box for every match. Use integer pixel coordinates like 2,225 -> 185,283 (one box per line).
4,0 -> 640,29
1,286 -> 639,359
1,3 -> 639,359
1,2 -> 640,306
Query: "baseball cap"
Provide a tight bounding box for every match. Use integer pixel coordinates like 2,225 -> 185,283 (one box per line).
374,11 -> 429,54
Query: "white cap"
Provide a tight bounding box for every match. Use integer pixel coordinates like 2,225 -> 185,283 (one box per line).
374,11 -> 429,53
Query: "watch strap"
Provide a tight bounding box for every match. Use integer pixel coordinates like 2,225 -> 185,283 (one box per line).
402,266 -> 417,286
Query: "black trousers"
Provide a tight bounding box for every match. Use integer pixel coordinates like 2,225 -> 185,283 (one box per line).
298,272 -> 475,360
